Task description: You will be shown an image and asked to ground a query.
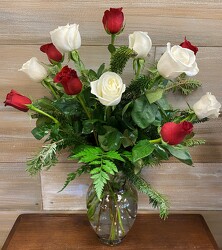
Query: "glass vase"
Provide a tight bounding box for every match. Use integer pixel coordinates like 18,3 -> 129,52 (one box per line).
86,174 -> 138,246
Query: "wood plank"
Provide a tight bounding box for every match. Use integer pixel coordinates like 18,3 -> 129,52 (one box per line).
0,3 -> 222,46
2,214 -> 219,250
41,162 -> 222,211
0,163 -> 42,210
1,211 -> 221,249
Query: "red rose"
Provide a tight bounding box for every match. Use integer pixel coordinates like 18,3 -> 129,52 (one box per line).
54,66 -> 82,95
180,37 -> 198,55
4,89 -> 32,112
102,8 -> 124,34
40,43 -> 63,63
160,121 -> 193,145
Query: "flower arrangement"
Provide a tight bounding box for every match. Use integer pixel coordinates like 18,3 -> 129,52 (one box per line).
4,8 -> 221,223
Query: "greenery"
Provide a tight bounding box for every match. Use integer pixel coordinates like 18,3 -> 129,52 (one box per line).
20,22 -> 211,221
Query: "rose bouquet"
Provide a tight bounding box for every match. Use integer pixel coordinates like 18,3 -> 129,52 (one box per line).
4,7 -> 221,245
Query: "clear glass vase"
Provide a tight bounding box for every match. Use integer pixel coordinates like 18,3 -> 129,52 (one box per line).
86,174 -> 138,246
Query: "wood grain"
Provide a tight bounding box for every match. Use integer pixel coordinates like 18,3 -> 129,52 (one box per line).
0,163 -> 42,210
2,214 -> 219,250
0,2 -> 222,46
40,162 -> 222,211
1,211 -> 221,249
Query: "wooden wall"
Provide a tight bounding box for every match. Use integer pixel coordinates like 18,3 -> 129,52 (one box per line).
1,1 -> 222,248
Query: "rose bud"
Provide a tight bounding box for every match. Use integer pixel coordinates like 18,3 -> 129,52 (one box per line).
160,121 -> 193,145
129,31 -> 152,58
19,57 -> 48,82
54,66 -> 82,95
4,89 -> 32,112
180,37 -> 198,55
40,43 -> 63,63
157,42 -> 199,80
50,24 -> 81,53
102,8 -> 124,34
193,92 -> 221,119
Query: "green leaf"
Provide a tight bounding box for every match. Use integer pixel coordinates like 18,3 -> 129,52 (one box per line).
121,102 -> 134,130
164,144 -> 193,165
132,140 -> 155,162
82,119 -> 100,134
105,151 -> 125,162
108,44 -> 116,54
53,97 -> 82,116
90,167 -> 101,175
98,126 -> 122,151
71,147 -> 103,163
103,160 -> 118,173
154,145 -> 169,160
122,129 -> 138,148
97,63 -> 106,77
91,171 -> 108,199
121,151 -> 133,162
132,95 -> 158,129
146,88 -> 164,104
31,125 -> 50,140
88,69 -> 98,81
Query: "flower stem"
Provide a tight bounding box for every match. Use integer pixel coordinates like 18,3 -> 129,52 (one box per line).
107,182 -> 125,239
77,95 -> 91,119
111,34 -> 116,46
27,104 -> 60,125
134,58 -> 145,79
77,95 -> 99,146
43,80 -> 59,99
149,138 -> 162,144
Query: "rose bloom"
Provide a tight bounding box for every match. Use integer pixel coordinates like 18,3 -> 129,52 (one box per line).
54,66 -> 82,95
160,121 -> 193,145
180,37 -> 198,55
40,43 -> 63,63
50,24 -> 81,52
19,57 -> 48,82
4,89 -> 32,112
102,8 -> 124,34
157,43 -> 199,80
90,72 -> 126,106
193,92 -> 221,119
129,31 -> 152,58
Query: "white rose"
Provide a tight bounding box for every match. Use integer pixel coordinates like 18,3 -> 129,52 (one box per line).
50,24 -> 81,53
129,31 -> 152,58
193,92 -> 221,119
19,57 -> 48,82
157,42 -> 199,79
90,72 -> 126,106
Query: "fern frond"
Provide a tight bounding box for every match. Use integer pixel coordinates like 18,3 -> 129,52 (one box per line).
110,46 -> 136,74
71,147 -> 123,199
